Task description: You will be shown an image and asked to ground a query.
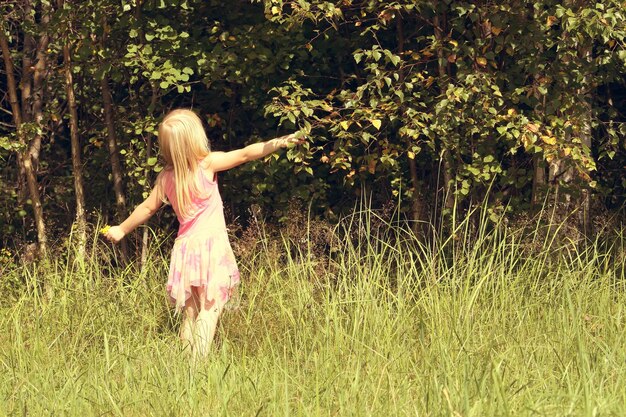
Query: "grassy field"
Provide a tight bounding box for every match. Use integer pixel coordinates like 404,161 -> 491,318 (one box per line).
1,210 -> 625,416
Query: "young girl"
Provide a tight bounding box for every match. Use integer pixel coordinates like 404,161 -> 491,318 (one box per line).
105,108 -> 301,358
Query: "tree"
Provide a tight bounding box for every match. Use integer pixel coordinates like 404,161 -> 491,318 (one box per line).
1,0 -> 625,256
58,0 -> 87,254
263,0 -> 626,237
0,3 -> 49,256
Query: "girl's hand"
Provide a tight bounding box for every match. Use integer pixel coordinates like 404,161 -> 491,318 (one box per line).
104,225 -> 126,244
275,133 -> 305,148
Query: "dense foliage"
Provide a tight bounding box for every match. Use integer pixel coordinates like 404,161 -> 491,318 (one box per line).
1,0 -> 625,255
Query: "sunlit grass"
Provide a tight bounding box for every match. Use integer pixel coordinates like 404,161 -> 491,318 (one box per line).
1,209 -> 625,416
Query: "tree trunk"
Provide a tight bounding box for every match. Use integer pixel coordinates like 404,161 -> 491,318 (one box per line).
408,157 -> 426,237
578,127 -> 592,239
17,1 -> 34,202
0,21 -> 48,257
141,84 -> 160,269
18,0 -> 49,191
62,40 -> 87,255
128,4 -> 159,267
578,45 -> 593,238
20,5 -> 34,124
397,15 -> 426,239
99,16 -> 129,261
531,154 -> 546,208
101,76 -> 130,261
433,4 -> 454,213
29,7 -> 50,173
22,155 -> 48,251
548,158 -> 573,209
547,0 -> 593,240
101,77 -> 126,221
531,8 -> 547,212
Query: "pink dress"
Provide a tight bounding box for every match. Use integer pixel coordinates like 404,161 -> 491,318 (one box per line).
160,167 -> 240,312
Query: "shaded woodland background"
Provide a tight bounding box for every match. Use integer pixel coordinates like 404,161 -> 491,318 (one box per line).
1,0 -> 625,259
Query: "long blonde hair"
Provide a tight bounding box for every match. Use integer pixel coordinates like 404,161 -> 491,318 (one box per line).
157,109 -> 210,219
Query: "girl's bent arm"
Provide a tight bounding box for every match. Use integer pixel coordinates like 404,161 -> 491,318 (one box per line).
105,185 -> 162,243
207,133 -> 300,172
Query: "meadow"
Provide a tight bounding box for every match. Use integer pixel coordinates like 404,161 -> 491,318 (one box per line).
1,209 -> 625,416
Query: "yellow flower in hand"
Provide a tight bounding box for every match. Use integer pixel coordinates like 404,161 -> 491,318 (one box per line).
100,225 -> 111,235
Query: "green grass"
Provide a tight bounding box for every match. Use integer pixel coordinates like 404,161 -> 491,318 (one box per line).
1,210 -> 625,416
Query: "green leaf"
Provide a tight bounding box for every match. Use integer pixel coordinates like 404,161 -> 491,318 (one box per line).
467,166 -> 481,176
383,49 -> 401,66
460,180 -> 470,195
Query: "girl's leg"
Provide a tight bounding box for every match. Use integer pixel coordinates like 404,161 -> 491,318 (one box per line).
193,286 -> 223,358
180,288 -> 200,350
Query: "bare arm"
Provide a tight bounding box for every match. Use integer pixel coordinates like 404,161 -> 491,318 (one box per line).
105,184 -> 163,243
207,133 -> 301,172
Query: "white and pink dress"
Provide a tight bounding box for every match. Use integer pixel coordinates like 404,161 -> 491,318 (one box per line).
160,167 -> 240,312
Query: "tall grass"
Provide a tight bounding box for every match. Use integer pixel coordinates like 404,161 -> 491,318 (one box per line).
1,209 -> 625,416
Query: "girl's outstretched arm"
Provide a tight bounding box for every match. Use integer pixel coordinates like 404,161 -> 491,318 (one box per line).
105,184 -> 163,243
206,133 -> 302,172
